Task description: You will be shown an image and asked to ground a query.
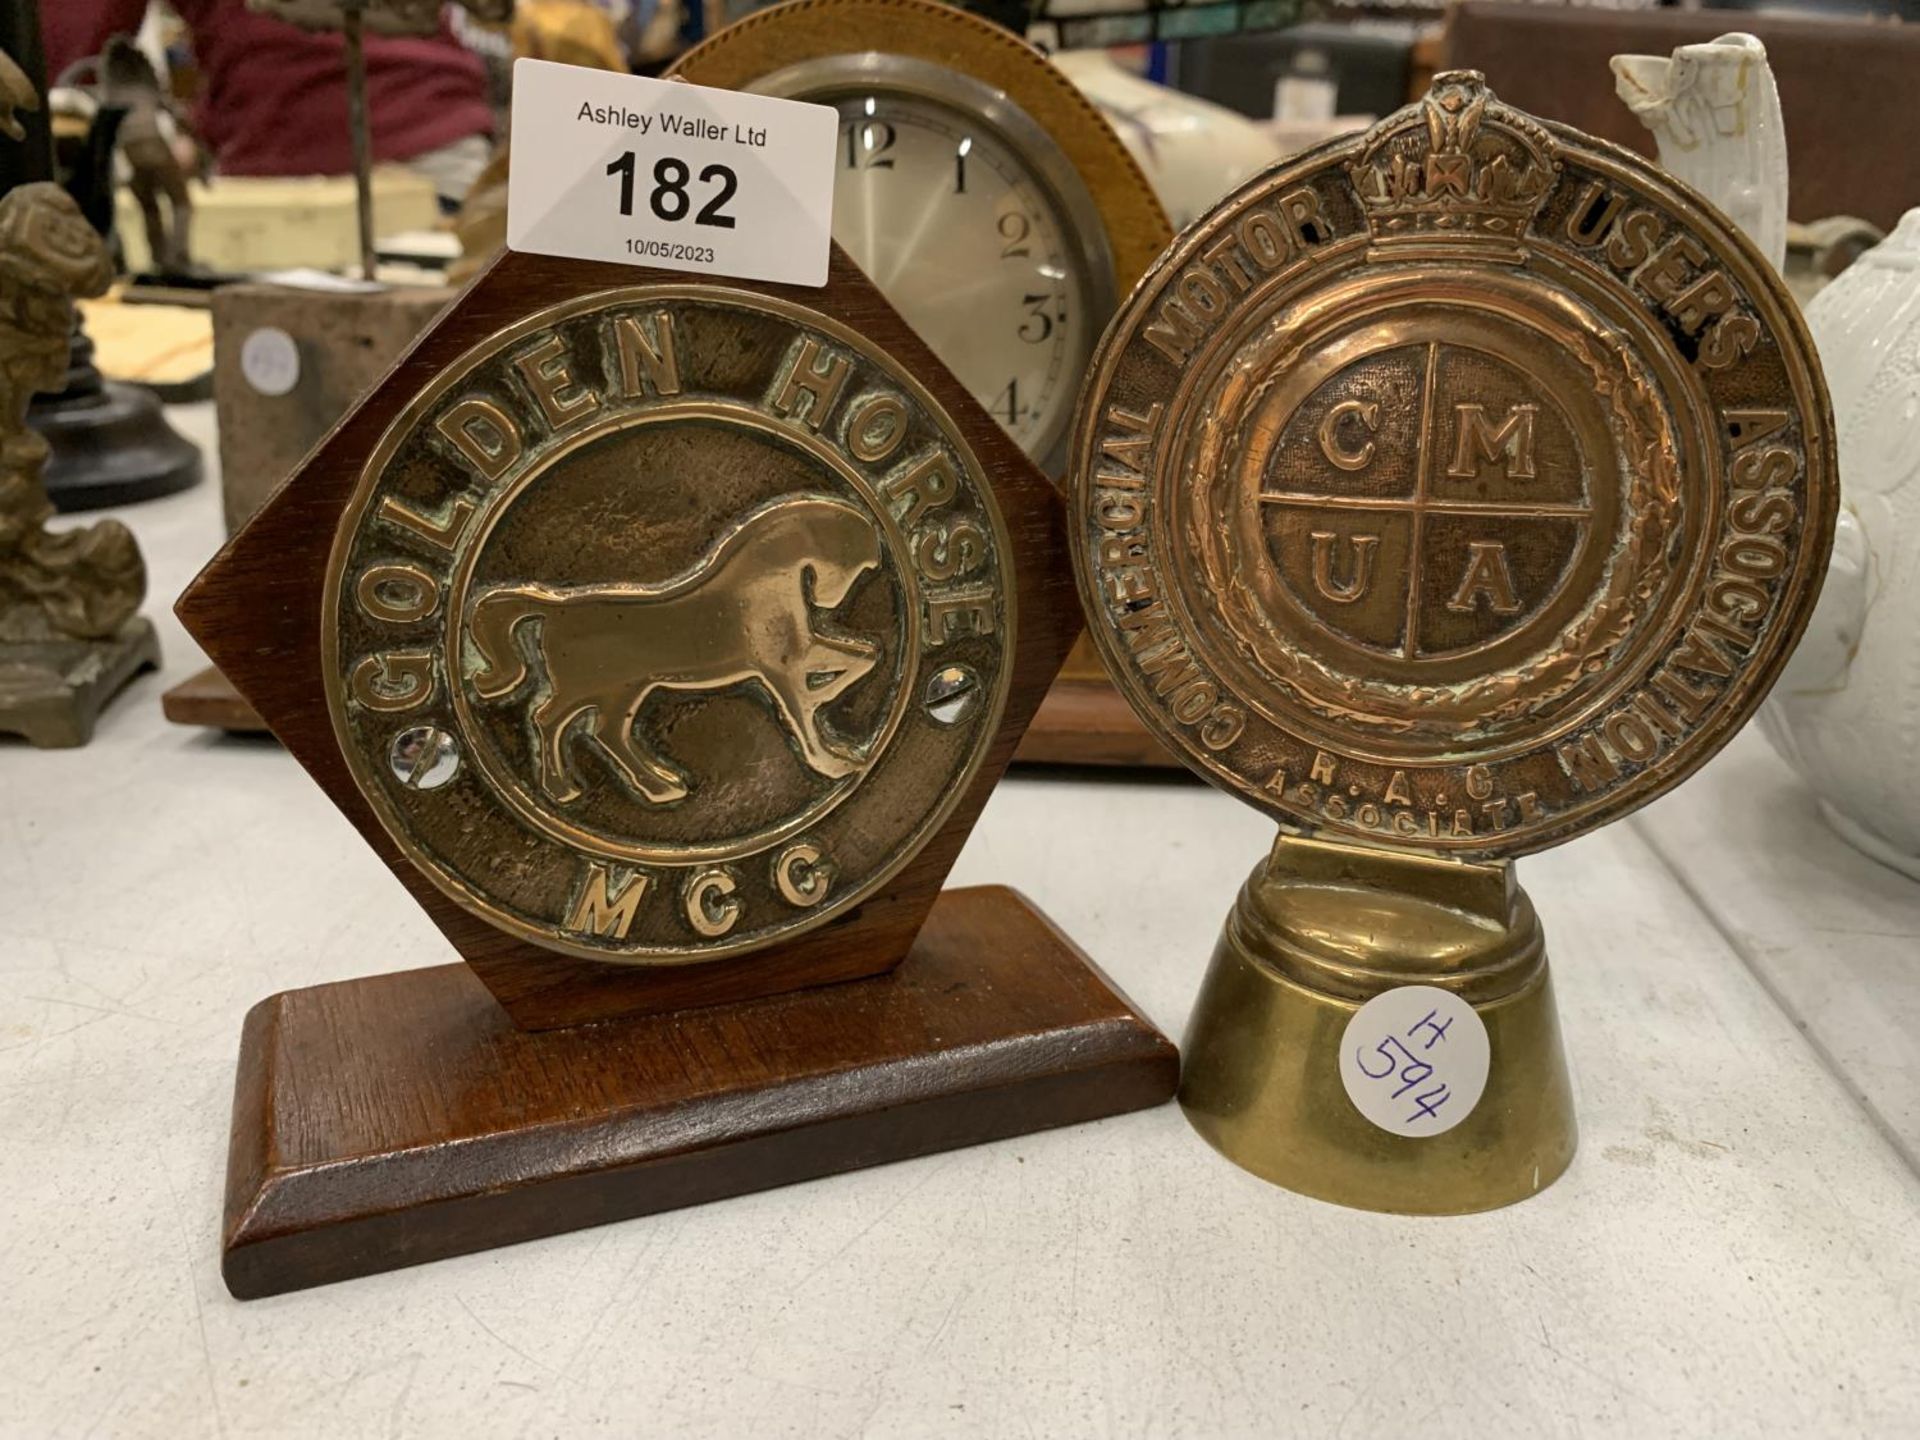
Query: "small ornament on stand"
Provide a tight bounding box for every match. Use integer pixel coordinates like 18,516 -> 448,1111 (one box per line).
0,50 -> 158,745
247,0 -> 513,280
90,35 -> 203,277
5,9 -> 201,513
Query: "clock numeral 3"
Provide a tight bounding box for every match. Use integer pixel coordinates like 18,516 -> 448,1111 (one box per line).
1018,294 -> 1057,344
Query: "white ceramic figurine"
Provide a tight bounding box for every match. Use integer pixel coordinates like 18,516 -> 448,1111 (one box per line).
1760,210 -> 1920,879
1611,31 -> 1788,273
1615,32 -> 1920,879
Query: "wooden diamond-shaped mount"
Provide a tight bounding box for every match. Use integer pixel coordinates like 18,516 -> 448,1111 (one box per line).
178,245 -> 1087,1027
179,247 -> 1176,1295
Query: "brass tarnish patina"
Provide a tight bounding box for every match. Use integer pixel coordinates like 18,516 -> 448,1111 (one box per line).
325,287 -> 1013,964
1071,74 -> 1835,1210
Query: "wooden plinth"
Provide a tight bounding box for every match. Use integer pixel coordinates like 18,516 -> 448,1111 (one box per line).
1013,677 -> 1182,769
161,663 -> 263,731
223,884 -> 1177,1298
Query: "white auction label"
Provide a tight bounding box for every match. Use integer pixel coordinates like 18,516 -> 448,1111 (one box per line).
505,59 -> 837,287
1338,985 -> 1490,1138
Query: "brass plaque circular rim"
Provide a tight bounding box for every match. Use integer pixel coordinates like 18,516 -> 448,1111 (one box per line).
1069,86 -> 1837,860
323,284 -> 1016,964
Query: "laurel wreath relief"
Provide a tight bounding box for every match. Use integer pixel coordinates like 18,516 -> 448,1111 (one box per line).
1192,329 -> 1681,744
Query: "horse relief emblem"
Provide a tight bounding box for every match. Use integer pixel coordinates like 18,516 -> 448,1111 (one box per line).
325,291 -> 1013,963
465,495 -> 885,805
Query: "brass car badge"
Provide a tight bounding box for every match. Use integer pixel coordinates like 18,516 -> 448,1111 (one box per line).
323,287 -> 1013,963
1071,73 -> 1835,1214
1074,71 -> 1835,859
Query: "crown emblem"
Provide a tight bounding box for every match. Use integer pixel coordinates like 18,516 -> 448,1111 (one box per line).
1349,71 -> 1559,250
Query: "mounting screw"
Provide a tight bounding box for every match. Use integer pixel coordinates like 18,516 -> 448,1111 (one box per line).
923,665 -> 978,726
389,725 -> 460,790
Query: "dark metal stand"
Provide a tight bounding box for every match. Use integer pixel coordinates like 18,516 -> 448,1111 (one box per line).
342,3 -> 377,280
29,323 -> 201,511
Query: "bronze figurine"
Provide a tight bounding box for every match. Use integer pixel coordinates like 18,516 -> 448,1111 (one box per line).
0,57 -> 159,744
97,36 -> 201,275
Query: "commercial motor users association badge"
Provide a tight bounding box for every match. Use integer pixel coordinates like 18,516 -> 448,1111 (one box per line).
1073,72 -> 1836,860
323,288 -> 1013,962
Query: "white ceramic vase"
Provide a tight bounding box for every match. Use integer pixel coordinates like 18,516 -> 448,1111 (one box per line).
1758,210 -> 1920,879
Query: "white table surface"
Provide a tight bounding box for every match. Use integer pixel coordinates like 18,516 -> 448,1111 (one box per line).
3,404 -> 1918,1440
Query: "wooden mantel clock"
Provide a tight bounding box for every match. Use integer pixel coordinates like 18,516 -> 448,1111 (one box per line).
671,0 -> 1180,767
177,244 -> 1176,1298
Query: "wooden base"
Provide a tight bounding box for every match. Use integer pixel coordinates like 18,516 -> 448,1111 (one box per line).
0,617 -> 160,747
161,663 -> 263,731
1013,677 -> 1183,769
223,884 -> 1177,1298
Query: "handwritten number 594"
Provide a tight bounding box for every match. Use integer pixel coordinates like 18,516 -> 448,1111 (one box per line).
606,151 -> 738,229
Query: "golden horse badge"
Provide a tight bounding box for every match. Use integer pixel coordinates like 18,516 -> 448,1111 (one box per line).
323,289 -> 1014,964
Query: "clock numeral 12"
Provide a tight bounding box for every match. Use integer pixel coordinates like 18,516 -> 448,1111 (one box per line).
845,120 -> 896,169
605,152 -> 738,229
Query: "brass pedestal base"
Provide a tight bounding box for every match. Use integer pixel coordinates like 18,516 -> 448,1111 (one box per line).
1180,836 -> 1576,1214
0,617 -> 160,747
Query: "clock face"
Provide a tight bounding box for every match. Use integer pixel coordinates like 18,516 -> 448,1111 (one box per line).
818,88 -> 1096,468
